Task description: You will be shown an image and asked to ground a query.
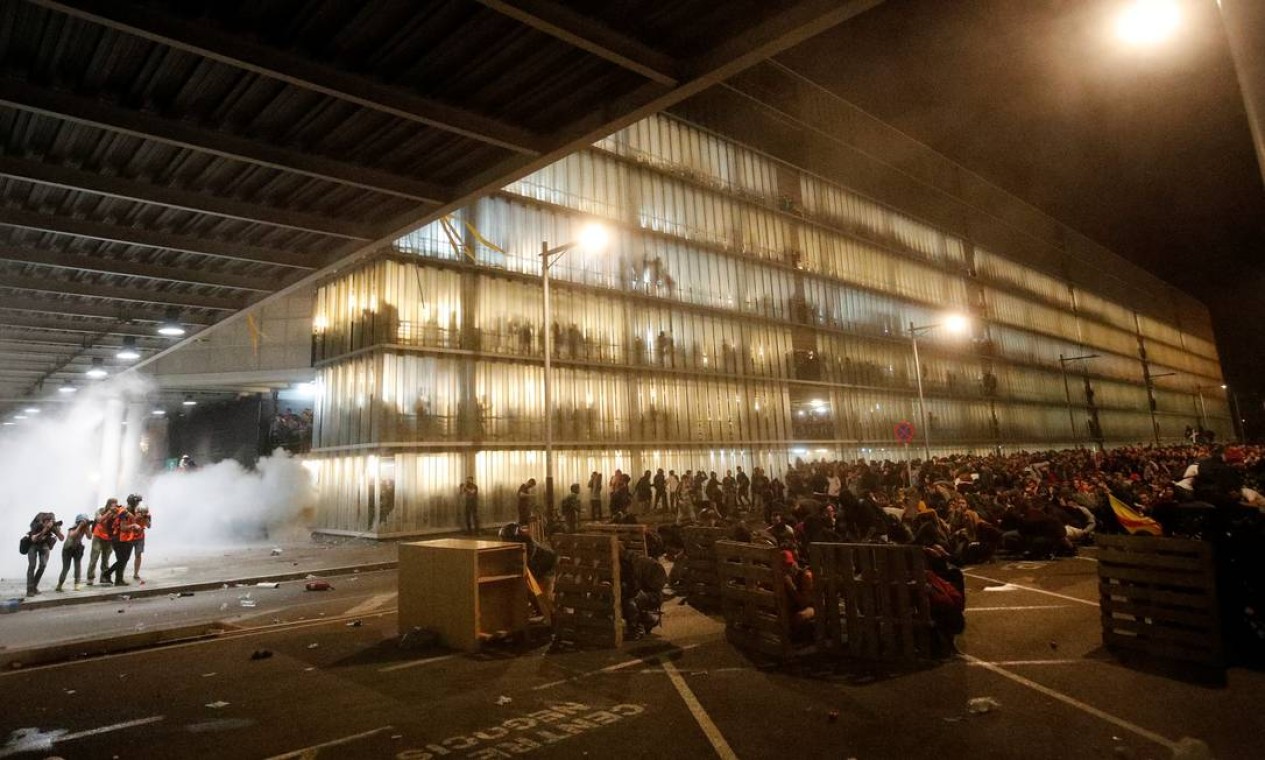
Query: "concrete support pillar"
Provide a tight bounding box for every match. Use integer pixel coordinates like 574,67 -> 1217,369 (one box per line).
117,402 -> 146,494
95,397 -> 125,506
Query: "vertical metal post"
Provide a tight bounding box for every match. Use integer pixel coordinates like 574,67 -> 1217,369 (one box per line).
910,322 -> 930,461
541,241 -> 554,517
1230,389 -> 1244,442
1060,354 -> 1076,444
1196,388 -> 1208,432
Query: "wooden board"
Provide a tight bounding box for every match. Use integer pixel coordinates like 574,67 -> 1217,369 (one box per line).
1095,534 -> 1222,668
715,540 -> 804,659
681,526 -> 728,610
551,533 -> 623,649
810,543 -> 933,664
588,524 -> 649,556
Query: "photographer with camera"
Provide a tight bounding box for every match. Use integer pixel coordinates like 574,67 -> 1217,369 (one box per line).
55,514 -> 92,592
102,494 -> 143,587
23,512 -> 64,597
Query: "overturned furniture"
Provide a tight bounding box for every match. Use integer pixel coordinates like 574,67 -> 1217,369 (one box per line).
589,523 -> 649,556
398,539 -> 528,652
681,526 -> 728,610
1096,534 -> 1222,669
715,540 -> 806,659
810,543 -> 934,664
551,533 -> 624,648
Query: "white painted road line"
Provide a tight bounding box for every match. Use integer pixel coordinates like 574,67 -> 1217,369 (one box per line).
967,605 -> 1070,612
966,658 -> 1084,666
964,573 -> 1100,608
964,655 -> 1177,752
59,715 -> 165,741
264,725 -> 394,759
378,654 -> 460,673
345,592 -> 397,617
532,643 -> 702,691
0,716 -> 165,759
663,659 -> 739,760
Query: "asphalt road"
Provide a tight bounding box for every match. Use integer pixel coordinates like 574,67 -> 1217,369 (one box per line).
1,556 -> 1261,759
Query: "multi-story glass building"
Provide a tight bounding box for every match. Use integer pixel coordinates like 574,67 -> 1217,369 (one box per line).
308,110 -> 1230,537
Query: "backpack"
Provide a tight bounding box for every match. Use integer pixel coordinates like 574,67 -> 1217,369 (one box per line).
19,536 -> 31,555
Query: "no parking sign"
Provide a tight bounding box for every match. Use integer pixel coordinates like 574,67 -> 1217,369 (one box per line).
894,420 -> 916,444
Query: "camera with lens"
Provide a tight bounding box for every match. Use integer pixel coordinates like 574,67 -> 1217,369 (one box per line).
52,520 -> 63,527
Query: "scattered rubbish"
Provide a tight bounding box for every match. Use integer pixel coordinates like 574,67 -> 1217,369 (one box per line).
221,584 -> 229,590
346,619 -> 363,628
205,701 -> 230,709
202,673 -> 216,678
304,667 -> 315,672
119,595 -> 131,601
942,716 -> 963,723
392,735 -> 403,740
1172,738 -> 1215,760
178,591 -> 194,597
270,548 -> 283,556
399,628 -> 439,650
256,582 -> 280,589
496,695 -> 512,705
117,609 -> 125,614
250,649 -> 273,661
305,574 -> 318,580
219,603 -> 229,611
305,581 -> 332,592
64,689 -> 76,695
827,709 -> 840,723
1049,641 -> 1059,650
967,697 -> 1001,714
982,584 -> 1021,593
135,624 -> 146,631
1,598 -> 23,613
239,600 -> 257,608
307,643 -> 320,650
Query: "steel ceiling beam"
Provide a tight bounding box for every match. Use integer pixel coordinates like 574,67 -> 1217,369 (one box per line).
0,243 -> 273,292
474,0 -> 679,86
0,155 -> 376,240
0,313 -> 167,338
0,77 -> 451,205
0,293 -> 215,324
0,207 -> 314,269
25,0 -> 545,157
0,272 -> 244,310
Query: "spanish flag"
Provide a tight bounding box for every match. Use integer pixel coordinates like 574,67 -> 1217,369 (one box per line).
1108,493 -> 1163,537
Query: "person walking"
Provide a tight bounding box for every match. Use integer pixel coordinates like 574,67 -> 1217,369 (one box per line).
25,512 -> 63,597
460,477 -> 480,535
736,466 -> 751,508
667,470 -> 681,515
55,514 -> 91,592
516,479 -> 537,525
560,484 -> 582,534
87,498 -> 117,586
587,471 -> 603,521
652,468 -> 668,513
131,506 -> 152,583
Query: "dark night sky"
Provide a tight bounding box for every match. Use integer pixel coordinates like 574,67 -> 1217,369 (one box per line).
777,0 -> 1265,404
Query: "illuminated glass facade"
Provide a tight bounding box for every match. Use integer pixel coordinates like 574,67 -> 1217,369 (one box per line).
309,114 -> 1230,536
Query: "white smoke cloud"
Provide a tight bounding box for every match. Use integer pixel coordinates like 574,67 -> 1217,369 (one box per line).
0,375 -> 314,588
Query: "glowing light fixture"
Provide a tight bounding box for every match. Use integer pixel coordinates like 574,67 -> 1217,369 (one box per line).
116,336 -> 141,361
14,414 -> 27,420
85,357 -> 109,379
157,308 -> 186,337
151,408 -> 166,416
23,407 -> 39,414
577,221 -> 611,253
943,313 -> 970,334
1116,0 -> 1180,46
58,380 -> 78,394
182,395 -> 197,407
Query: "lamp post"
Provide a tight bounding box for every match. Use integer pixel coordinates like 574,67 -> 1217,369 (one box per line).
1192,383 -> 1228,436
539,222 -> 609,517
1145,371 -> 1177,445
1058,354 -> 1099,445
908,314 -> 969,461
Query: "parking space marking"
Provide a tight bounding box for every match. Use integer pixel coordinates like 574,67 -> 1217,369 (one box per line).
967,605 -> 1069,612
263,725 -> 393,759
964,573 -> 1099,608
662,659 -> 739,760
345,592 -> 397,617
378,654 -> 460,673
965,658 -> 1084,666
532,644 -> 701,691
964,655 -> 1177,751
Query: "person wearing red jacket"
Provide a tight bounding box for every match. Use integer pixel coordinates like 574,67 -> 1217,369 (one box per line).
103,494 -> 143,587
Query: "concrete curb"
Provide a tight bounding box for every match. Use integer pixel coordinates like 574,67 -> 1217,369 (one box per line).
0,622 -> 226,671
4,560 -> 399,612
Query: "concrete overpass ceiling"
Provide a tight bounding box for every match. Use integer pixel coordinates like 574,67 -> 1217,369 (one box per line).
0,0 -> 883,410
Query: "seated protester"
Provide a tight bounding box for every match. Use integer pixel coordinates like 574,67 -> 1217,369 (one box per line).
497,522 -> 557,583
925,559 -> 966,657
780,550 -> 815,641
911,510 -> 949,550
767,511 -> 796,549
1018,501 -> 1073,559
620,550 -> 667,639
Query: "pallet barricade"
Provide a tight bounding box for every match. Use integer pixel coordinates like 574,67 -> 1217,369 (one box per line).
810,543 -> 933,664
551,533 -> 623,649
715,540 -> 805,659
589,524 -> 649,556
1096,534 -> 1222,668
681,526 -> 728,610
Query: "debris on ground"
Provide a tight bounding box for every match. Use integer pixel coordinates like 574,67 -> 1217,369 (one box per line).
205,701 -> 230,709
967,697 -> 1001,714
250,649 -> 273,661
496,696 -> 512,705
307,643 -> 320,650
202,673 -> 216,678
1049,641 -> 1059,650
116,609 -> 125,614
399,628 -> 439,650
346,619 -> 362,628
219,603 -> 229,611
239,600 -> 257,608
119,595 -> 131,601
942,716 -> 963,723
827,710 -> 840,723
305,581 -> 332,592
256,582 -> 280,589
270,548 -> 283,556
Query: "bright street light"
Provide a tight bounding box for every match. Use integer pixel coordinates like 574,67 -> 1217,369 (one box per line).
943,313 -> 970,334
576,221 -> 611,253
85,357 -> 109,379
907,313 -> 971,461
1116,0 -> 1181,46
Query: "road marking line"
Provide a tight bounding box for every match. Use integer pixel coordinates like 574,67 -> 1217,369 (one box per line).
967,605 -> 1070,612
964,573 -> 1099,608
532,643 -> 702,691
59,715 -> 165,741
965,658 -> 1084,666
263,725 -> 393,759
345,592 -> 396,617
964,655 -> 1177,751
378,654 -> 459,673
662,659 -> 739,760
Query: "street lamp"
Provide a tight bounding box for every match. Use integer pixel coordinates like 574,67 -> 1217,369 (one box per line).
1058,354 -> 1100,445
1115,0 -> 1181,46
1193,383 -> 1229,435
908,314 -> 969,461
1145,371 -> 1177,445
540,221 -> 610,516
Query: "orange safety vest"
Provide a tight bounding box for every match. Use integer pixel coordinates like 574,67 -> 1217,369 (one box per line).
92,513 -> 112,541
118,512 -> 142,543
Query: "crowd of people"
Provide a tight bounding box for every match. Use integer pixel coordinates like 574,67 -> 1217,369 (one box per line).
22,494 -> 152,597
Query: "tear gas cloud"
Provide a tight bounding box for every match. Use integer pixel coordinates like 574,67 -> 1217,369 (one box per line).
0,376 -> 315,585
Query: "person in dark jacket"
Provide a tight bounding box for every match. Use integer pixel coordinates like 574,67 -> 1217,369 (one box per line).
25,512 -> 64,597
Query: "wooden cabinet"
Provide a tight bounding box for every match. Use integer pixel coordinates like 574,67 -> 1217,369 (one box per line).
398,539 -> 527,652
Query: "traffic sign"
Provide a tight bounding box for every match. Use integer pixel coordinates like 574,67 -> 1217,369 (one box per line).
894,420 -> 916,443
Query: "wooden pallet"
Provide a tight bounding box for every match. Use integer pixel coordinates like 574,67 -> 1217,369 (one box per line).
1096,534 -> 1222,668
810,543 -> 933,664
588,524 -> 649,556
715,540 -> 804,659
551,533 -> 623,649
681,526 -> 728,610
